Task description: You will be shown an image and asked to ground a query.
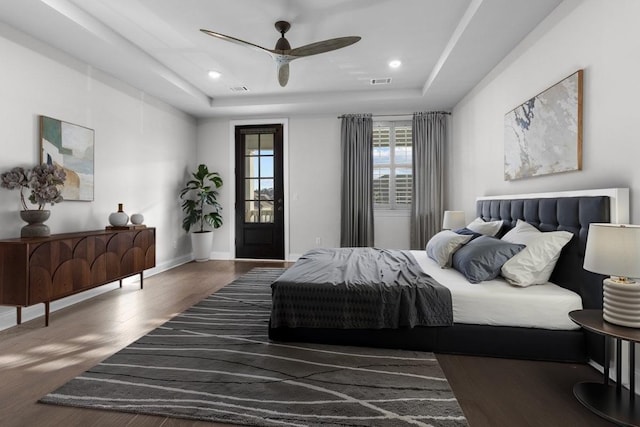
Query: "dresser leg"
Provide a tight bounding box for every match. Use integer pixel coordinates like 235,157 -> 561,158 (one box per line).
119,279 -> 123,288
140,272 -> 144,289
16,307 -> 21,325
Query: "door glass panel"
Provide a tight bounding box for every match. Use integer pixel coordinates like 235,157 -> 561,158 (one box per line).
260,156 -> 274,178
245,157 -> 259,177
245,179 -> 259,199
259,179 -> 274,198
245,134 -> 260,155
245,201 -> 259,223
260,133 -> 274,155
244,200 -> 274,224
260,199 -> 274,223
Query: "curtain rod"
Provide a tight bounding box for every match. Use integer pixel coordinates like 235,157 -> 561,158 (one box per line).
337,111 -> 451,119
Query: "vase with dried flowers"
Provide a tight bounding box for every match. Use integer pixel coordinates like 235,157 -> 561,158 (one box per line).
0,164 -> 67,237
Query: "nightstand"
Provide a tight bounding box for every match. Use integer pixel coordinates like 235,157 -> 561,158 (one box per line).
569,309 -> 640,426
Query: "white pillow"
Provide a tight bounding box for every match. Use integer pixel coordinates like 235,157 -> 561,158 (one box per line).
500,220 -> 573,287
466,217 -> 504,237
426,230 -> 473,268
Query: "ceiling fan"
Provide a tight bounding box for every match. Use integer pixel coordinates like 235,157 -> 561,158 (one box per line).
200,20 -> 361,87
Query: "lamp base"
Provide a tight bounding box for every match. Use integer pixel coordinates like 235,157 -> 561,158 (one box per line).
603,278 -> 640,328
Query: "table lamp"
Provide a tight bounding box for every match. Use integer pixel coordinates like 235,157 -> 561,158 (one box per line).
442,210 -> 466,230
583,223 -> 640,328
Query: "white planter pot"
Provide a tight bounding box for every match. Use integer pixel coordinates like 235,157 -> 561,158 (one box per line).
191,231 -> 213,262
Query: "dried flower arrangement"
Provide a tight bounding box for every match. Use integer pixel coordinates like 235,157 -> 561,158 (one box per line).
0,164 -> 67,210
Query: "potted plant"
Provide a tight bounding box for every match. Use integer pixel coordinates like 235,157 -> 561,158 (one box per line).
179,164 -> 223,262
0,164 -> 66,237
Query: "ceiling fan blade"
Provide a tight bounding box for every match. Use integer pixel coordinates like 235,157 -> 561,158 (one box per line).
288,36 -> 361,57
200,29 -> 275,56
277,62 -> 290,87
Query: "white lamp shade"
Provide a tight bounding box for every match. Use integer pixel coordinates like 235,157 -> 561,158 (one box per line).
442,211 -> 466,230
583,223 -> 640,279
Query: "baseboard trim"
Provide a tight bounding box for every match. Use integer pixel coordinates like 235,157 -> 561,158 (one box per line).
287,253 -> 302,262
210,251 -> 233,260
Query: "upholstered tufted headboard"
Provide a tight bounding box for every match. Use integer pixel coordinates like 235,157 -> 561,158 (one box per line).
476,196 -> 608,308
475,189 -> 629,363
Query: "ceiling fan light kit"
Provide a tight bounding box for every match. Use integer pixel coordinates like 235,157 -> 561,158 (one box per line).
200,20 -> 360,87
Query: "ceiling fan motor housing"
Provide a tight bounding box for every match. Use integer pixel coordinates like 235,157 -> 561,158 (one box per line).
275,37 -> 291,51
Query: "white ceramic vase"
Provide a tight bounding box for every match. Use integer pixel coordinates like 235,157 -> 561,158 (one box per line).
130,213 -> 144,225
109,203 -> 129,226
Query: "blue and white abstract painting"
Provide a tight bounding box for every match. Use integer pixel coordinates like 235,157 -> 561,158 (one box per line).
504,70 -> 582,180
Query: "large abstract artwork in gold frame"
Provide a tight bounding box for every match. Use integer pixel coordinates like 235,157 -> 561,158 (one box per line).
504,70 -> 583,181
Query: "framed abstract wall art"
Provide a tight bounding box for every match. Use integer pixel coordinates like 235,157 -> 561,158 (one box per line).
504,70 -> 583,181
40,116 -> 95,201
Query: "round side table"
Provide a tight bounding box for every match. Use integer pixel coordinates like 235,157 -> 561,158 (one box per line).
570,309 -> 640,426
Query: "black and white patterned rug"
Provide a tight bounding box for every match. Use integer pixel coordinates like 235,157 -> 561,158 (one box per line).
40,267 -> 468,426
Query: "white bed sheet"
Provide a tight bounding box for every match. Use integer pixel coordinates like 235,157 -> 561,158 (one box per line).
410,250 -> 582,330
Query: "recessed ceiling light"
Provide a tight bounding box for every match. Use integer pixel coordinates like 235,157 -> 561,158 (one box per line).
208,70 -> 222,79
389,60 -> 402,68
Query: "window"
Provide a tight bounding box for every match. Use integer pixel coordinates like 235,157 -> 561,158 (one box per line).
373,121 -> 412,209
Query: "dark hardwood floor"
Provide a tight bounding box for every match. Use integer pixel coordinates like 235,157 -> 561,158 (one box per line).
437,354 -> 614,427
0,260 -> 615,426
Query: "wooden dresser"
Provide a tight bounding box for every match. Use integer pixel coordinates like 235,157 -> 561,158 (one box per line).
0,227 -> 155,326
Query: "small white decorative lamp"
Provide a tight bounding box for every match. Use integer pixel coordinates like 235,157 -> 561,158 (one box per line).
442,211 -> 466,230
583,223 -> 640,328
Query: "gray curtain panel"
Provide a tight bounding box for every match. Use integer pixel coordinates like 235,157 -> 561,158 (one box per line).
411,112 -> 448,250
340,114 -> 374,247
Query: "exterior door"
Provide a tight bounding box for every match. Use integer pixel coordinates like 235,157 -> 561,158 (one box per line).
235,124 -> 284,259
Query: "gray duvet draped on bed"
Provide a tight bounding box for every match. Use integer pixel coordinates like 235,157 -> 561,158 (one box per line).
270,248 -> 453,329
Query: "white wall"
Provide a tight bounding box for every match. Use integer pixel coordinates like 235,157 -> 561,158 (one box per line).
288,116 -> 342,256
449,0 -> 640,389
195,118 -> 232,257
0,24 -> 197,328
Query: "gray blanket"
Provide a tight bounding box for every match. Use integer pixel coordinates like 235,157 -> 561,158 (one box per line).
270,248 -> 453,329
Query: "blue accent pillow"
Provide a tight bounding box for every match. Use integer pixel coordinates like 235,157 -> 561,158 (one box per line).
453,227 -> 483,241
452,236 -> 525,284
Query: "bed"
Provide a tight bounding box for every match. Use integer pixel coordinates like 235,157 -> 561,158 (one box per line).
268,189 -> 629,363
